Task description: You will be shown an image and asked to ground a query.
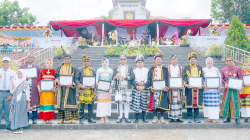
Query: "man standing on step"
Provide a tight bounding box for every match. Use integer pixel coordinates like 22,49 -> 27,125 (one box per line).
168,55 -> 184,123
148,53 -> 169,124
0,57 -> 17,131
131,55 -> 149,123
19,53 -> 40,124
114,54 -> 134,123
220,56 -> 242,124
183,52 -> 204,123
78,55 -> 96,124
55,47 -> 80,124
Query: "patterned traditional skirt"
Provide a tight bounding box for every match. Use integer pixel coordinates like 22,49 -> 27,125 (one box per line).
39,91 -> 55,121
168,89 -> 182,119
79,89 -> 96,104
115,85 -> 132,105
131,89 -> 148,113
192,89 -> 199,108
204,91 -> 220,119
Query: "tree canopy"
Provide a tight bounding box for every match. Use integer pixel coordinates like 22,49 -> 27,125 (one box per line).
0,1 -> 39,26
211,0 -> 250,24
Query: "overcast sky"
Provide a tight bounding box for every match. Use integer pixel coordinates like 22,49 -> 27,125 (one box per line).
1,0 -> 212,26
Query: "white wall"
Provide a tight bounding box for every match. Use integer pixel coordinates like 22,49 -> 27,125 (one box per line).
111,2 -> 147,19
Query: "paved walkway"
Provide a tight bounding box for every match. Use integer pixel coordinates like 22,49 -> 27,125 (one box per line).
0,129 -> 249,140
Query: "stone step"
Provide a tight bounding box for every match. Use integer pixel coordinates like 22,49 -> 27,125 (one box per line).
0,119 -> 249,130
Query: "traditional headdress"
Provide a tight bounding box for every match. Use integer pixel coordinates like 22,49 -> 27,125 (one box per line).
82,55 -> 90,60
27,52 -> 35,58
188,52 -> 197,60
120,54 -> 127,59
154,53 -> 163,60
170,55 -> 178,60
225,56 -> 233,60
135,55 -> 144,63
61,46 -> 71,58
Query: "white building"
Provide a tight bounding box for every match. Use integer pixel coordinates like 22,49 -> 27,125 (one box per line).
108,0 -> 151,19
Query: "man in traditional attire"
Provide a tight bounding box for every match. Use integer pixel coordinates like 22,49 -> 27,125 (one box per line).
19,53 -> 40,124
78,55 -> 96,124
0,57 -> 17,131
220,56 -> 242,124
168,55 -> 184,123
183,52 -> 204,123
114,54 -> 134,123
55,47 -> 80,124
148,53 -> 169,124
131,55 -> 149,123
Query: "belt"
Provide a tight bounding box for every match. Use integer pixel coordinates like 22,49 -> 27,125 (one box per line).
0,90 -> 10,92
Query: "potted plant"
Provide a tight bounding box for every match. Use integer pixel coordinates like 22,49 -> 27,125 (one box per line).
180,35 -> 190,47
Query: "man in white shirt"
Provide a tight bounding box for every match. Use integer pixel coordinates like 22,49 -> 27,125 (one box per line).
108,31 -> 112,45
113,54 -> 134,123
167,55 -> 184,123
0,57 -> 17,131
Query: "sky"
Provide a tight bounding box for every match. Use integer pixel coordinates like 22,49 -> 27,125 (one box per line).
0,0 -> 212,26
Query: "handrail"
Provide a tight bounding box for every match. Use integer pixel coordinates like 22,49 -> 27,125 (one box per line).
221,44 -> 250,66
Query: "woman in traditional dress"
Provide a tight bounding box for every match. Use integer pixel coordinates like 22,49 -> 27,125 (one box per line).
96,59 -> 113,123
202,57 -> 221,123
240,62 -> 250,122
9,69 -> 31,134
37,59 -> 56,124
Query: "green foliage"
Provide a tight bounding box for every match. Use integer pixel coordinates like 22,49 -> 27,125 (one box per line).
225,16 -> 250,51
0,60 -> 20,72
0,1 -> 39,26
210,0 -> 250,24
204,44 -> 223,57
55,46 -> 69,57
104,45 -> 161,56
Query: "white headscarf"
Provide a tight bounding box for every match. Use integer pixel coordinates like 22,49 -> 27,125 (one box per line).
14,69 -> 27,102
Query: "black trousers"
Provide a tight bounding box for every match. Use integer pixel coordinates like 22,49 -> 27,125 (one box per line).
187,108 -> 199,119
153,109 -> 164,117
27,110 -> 38,122
79,101 -> 94,120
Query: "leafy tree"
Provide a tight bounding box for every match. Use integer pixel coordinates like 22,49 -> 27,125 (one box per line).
0,1 -> 39,26
100,15 -> 110,20
211,0 -> 250,24
225,16 -> 250,50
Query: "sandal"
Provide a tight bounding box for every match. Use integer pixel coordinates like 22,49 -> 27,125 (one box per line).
105,117 -> 109,123
42,120 -> 46,124
47,120 -> 53,124
207,118 -> 211,122
100,118 -> 104,123
212,120 -> 217,123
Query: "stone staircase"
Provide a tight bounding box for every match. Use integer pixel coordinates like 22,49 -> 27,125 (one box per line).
51,46 -> 227,120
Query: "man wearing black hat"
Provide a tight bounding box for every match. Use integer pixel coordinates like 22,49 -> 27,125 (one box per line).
19,53 -> 40,124
168,55 -> 184,123
78,55 -> 96,124
183,52 -> 205,123
131,55 -> 149,123
113,54 -> 134,123
148,53 -> 169,124
55,48 -> 80,124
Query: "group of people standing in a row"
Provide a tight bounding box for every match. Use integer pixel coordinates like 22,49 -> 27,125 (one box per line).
0,49 -> 249,134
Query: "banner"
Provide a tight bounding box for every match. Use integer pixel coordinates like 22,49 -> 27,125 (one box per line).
188,36 -> 226,48
31,37 -> 73,48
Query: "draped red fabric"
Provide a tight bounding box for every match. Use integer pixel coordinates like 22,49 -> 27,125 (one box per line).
182,26 -> 200,36
92,23 -> 104,38
105,19 -> 154,27
127,28 -> 137,39
49,20 -> 101,30
61,28 -> 81,37
156,22 -> 169,38
159,19 -> 212,27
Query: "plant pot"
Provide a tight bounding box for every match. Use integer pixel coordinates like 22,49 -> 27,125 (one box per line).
180,44 -> 190,47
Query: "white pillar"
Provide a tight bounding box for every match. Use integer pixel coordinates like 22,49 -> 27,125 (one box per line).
101,23 -> 104,46
157,23 -> 159,45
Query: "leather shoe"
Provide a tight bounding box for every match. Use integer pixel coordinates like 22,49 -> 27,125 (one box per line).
223,117 -> 231,123
88,118 -> 96,123
116,118 -> 122,123
32,119 -> 37,124
236,119 -> 241,124
177,118 -> 184,123
79,119 -> 84,124
125,118 -> 131,123
169,119 -> 174,123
